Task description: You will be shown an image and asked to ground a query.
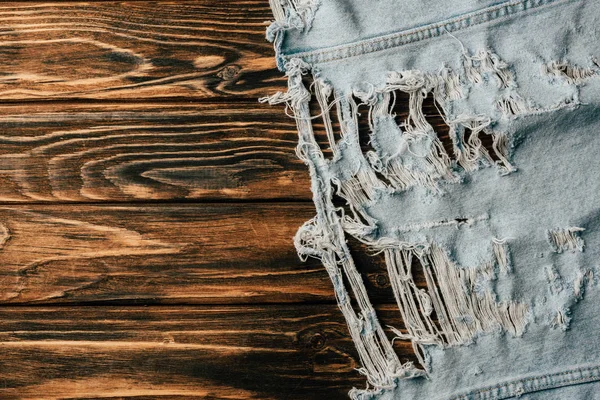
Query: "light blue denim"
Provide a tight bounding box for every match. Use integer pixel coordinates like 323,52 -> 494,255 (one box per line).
261,0 -> 600,398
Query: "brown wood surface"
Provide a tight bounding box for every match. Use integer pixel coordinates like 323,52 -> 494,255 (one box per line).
0,204 -> 395,305
0,1 -> 428,398
0,305 -> 412,399
0,2 -> 285,101
0,103 -> 308,202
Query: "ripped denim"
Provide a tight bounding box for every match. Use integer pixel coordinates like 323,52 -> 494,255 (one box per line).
261,1 -> 600,398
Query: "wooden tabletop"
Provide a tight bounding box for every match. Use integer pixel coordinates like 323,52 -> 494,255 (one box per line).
0,2 -> 415,399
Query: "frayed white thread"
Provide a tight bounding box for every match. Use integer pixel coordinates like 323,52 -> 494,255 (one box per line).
313,78 -> 340,157
447,115 -> 493,172
542,60 -> 597,84
573,269 -> 594,299
272,58 -> 420,390
266,0 -> 322,69
492,237 -> 513,274
433,89 -> 516,174
491,131 -> 517,174
259,58 -> 312,110
355,56 -> 519,191
367,71 -> 457,192
393,214 -> 489,233
463,49 -> 515,89
444,30 -> 515,89
550,307 -> 572,331
383,241 -> 529,353
546,227 -> 585,253
437,66 -> 464,101
496,92 -> 532,117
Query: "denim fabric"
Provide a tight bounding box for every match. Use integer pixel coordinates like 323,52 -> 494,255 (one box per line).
261,0 -> 600,398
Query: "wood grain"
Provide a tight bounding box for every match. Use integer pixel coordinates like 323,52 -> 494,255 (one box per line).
0,3 -> 429,398
0,102 -> 311,202
0,100 -> 454,203
0,203 -> 395,305
0,305 -> 413,399
0,1 -> 285,100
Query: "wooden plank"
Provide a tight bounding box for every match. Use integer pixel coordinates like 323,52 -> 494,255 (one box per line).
0,1 -> 285,100
0,102 -> 310,202
0,305 -> 413,399
0,100 -> 452,203
0,203 -> 395,305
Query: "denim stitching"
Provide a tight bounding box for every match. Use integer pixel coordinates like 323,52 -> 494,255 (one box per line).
280,0 -> 576,65
448,365 -> 600,399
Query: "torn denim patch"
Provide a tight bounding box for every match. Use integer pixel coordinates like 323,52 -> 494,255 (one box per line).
261,0 -> 600,398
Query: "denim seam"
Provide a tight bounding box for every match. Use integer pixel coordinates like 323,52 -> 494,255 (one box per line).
280,0 -> 575,66
448,364 -> 600,399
